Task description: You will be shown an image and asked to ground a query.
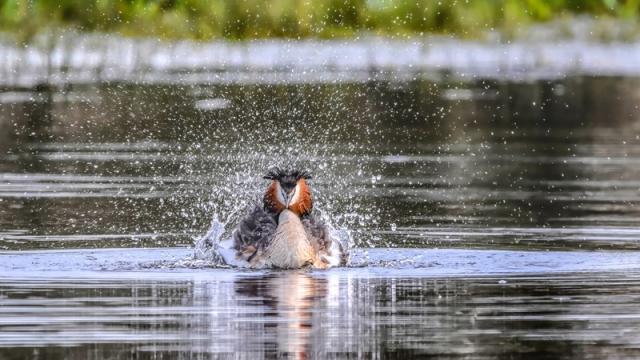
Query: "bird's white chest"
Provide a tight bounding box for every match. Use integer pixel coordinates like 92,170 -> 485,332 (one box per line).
260,210 -> 315,268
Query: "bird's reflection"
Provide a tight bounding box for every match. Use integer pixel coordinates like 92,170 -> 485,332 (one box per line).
234,272 -> 328,358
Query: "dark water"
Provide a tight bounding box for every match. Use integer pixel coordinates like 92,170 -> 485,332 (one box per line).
2,75 -> 640,358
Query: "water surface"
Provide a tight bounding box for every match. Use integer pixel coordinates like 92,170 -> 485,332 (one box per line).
2,72 -> 640,358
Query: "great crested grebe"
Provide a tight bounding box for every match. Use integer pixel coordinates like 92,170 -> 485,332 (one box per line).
228,168 -> 346,269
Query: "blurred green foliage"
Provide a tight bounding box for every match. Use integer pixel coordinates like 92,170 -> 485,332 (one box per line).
0,0 -> 638,41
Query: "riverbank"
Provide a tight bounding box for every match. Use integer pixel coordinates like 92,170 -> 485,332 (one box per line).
1,0 -> 639,41
2,32 -> 640,88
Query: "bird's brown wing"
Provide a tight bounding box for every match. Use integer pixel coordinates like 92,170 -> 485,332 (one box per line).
232,206 -> 277,259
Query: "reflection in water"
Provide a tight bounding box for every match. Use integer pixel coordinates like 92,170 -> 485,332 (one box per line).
233,273 -> 328,357
2,272 -> 640,358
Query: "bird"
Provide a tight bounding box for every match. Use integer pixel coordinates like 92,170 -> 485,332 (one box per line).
221,168 -> 346,269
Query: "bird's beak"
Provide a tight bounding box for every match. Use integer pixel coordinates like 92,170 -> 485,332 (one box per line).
285,190 -> 295,208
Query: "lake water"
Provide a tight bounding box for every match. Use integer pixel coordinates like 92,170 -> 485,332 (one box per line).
2,71 -> 640,358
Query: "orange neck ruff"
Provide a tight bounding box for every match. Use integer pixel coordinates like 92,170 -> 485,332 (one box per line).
264,179 -> 313,217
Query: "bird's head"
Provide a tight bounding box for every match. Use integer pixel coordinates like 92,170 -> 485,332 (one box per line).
263,168 -> 313,217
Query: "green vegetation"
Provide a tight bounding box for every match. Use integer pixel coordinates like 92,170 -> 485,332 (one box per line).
0,0 -> 638,41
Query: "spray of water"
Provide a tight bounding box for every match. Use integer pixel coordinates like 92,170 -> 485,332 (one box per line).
167,83 -> 386,266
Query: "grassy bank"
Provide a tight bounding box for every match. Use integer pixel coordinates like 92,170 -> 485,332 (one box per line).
0,0 -> 638,41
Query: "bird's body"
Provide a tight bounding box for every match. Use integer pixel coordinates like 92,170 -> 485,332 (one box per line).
226,169 -> 346,269
256,209 -> 320,268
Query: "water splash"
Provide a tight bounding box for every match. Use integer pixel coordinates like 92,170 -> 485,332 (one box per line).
193,213 -> 227,264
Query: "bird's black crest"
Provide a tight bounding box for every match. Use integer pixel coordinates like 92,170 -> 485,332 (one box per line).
263,168 -> 312,181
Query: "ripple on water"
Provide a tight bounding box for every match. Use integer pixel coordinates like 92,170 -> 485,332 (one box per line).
2,247 -> 640,276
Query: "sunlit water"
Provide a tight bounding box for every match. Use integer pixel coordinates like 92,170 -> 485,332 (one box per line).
2,69 -> 640,358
